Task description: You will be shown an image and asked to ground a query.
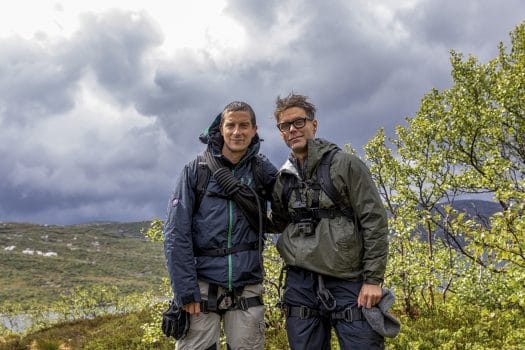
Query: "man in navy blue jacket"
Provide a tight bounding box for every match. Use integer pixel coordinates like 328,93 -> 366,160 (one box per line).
163,101 -> 277,350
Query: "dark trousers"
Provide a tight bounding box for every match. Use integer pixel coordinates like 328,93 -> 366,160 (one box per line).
284,267 -> 384,350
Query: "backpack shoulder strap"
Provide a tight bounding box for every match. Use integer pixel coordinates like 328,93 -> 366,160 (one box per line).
194,153 -> 266,213
317,148 -> 355,222
194,153 -> 211,213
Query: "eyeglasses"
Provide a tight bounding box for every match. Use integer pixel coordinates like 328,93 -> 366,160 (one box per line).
276,117 -> 311,132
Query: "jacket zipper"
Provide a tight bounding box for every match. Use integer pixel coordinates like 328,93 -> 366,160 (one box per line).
227,168 -> 236,290
227,154 -> 252,290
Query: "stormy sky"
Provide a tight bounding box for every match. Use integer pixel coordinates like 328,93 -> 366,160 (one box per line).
1,0 -> 524,225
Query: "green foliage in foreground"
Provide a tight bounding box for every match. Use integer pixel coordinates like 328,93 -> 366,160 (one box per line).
2,276 -> 523,349
0,310 -> 173,350
0,284 -> 157,337
392,301 -> 525,349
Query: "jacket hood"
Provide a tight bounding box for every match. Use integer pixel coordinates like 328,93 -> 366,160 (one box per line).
198,113 -> 261,160
305,138 -> 339,175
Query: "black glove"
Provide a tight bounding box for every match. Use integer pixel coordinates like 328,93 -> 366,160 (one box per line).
161,300 -> 190,340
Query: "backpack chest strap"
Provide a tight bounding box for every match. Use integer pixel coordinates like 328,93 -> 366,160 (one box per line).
194,241 -> 259,257
290,207 -> 345,222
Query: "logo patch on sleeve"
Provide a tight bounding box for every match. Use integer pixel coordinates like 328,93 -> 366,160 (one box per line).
171,198 -> 180,207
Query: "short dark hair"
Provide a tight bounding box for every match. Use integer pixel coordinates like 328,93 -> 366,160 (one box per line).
221,101 -> 256,126
273,93 -> 317,122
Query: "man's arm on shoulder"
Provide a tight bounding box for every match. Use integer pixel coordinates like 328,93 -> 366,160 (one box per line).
267,173 -> 291,233
259,154 -> 278,201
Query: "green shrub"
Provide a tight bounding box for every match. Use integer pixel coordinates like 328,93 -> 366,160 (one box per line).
388,297 -> 525,349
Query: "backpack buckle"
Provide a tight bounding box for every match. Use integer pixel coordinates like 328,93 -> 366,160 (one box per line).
238,297 -> 248,311
299,305 -> 312,319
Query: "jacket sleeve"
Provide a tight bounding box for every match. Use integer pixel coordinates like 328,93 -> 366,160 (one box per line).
163,160 -> 201,306
261,157 -> 278,201
344,154 -> 389,285
268,174 -> 290,233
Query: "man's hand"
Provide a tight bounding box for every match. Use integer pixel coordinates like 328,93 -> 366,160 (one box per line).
183,302 -> 201,315
357,283 -> 382,309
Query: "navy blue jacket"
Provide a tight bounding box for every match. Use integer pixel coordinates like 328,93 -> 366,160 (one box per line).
163,113 -> 277,307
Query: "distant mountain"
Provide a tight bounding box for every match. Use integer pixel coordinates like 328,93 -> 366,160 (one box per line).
417,199 -> 502,249
447,199 -> 501,219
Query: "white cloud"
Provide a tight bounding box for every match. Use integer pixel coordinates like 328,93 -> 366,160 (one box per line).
0,0 -> 241,54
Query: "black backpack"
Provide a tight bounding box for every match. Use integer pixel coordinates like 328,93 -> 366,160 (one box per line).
193,153 -> 267,213
281,148 -> 355,222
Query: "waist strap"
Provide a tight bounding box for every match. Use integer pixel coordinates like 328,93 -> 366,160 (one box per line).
284,305 -> 363,322
331,307 -> 364,322
201,296 -> 263,314
195,241 -> 259,257
284,305 -> 320,319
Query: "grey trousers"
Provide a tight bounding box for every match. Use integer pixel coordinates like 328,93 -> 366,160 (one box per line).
175,280 -> 265,350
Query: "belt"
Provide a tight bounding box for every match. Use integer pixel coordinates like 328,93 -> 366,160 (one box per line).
331,307 -> 364,322
284,304 -> 363,322
284,305 -> 320,319
201,295 -> 264,313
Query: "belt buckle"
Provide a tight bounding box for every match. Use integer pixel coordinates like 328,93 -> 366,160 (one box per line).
223,295 -> 233,308
344,308 -> 353,322
219,293 -> 234,310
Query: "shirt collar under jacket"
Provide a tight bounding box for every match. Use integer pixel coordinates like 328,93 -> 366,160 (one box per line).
279,138 -> 339,179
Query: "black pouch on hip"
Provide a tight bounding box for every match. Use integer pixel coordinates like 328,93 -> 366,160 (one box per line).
161,300 -> 190,340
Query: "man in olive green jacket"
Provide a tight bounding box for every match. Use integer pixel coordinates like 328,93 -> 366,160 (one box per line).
270,93 -> 389,350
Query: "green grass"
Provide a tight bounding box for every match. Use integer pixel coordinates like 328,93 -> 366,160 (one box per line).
0,222 -> 166,306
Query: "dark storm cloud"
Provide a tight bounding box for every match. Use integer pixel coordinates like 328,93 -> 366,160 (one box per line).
401,0 -> 525,59
223,0 -> 525,149
66,10 -> 164,106
0,38 -> 78,125
222,1 -> 428,147
1,1 -> 524,224
0,10 -> 174,224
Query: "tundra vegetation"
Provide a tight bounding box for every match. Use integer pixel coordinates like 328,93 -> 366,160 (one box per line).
1,21 -> 524,350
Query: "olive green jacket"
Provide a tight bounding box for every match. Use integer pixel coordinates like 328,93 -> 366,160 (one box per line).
271,138 -> 388,285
